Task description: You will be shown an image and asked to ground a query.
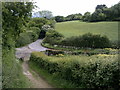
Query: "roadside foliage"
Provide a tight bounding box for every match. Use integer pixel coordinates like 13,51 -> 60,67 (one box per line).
30,52 -> 119,88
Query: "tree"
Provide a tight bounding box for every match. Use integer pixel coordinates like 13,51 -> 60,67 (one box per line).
2,2 -> 34,88
102,8 -> 112,20
33,10 -> 53,19
110,2 -> 120,20
28,18 -> 50,29
89,2 -> 120,22
89,4 -> 107,22
96,4 -> 107,10
28,17 -> 55,29
55,16 -> 65,22
2,2 -> 34,43
65,13 -> 82,21
82,12 -> 91,21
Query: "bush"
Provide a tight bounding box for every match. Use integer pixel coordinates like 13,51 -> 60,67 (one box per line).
15,30 -> 39,47
39,25 -> 54,39
28,18 -> 55,29
27,31 -> 39,41
29,52 -> 119,88
45,49 -> 64,56
43,30 -> 64,45
111,40 -> 120,49
16,33 -> 31,47
15,26 -> 41,47
61,33 -> 111,48
29,27 -> 40,34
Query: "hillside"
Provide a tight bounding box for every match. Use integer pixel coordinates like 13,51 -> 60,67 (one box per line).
55,21 -> 118,41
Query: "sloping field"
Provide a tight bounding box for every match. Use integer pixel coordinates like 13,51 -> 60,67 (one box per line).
55,21 -> 118,41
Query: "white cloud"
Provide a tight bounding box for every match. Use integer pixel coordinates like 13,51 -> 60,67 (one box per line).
33,0 -> 120,16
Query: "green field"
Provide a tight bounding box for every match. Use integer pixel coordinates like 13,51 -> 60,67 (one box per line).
55,21 -> 118,41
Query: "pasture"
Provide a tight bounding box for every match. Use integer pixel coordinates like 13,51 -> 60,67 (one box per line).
55,21 -> 118,41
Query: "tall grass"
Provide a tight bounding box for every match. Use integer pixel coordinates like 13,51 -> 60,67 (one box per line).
2,48 -> 31,88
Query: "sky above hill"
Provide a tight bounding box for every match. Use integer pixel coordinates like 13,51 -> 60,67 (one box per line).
33,0 -> 120,16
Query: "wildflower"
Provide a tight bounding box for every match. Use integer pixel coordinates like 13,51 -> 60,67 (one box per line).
56,54 -> 64,57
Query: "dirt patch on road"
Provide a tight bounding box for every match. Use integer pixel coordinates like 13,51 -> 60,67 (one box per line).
22,60 -> 53,88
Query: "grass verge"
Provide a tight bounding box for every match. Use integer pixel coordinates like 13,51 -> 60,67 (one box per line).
2,48 -> 32,88
28,60 -> 78,88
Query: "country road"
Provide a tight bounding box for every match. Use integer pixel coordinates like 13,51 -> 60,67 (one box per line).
16,39 -> 47,60
15,39 -> 53,88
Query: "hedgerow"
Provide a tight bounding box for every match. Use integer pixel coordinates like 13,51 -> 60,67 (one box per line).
61,33 -> 111,48
29,52 -> 119,88
43,32 -> 112,49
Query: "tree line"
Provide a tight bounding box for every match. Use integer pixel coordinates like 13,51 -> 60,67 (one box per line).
33,2 -> 120,22
83,2 -> 120,22
53,2 -> 120,22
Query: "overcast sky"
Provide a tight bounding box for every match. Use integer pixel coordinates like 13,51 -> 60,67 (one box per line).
32,0 -> 120,16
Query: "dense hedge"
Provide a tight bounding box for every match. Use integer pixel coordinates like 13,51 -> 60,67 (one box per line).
43,32 -> 111,49
111,40 -> 120,49
29,52 -> 119,88
61,33 -> 111,48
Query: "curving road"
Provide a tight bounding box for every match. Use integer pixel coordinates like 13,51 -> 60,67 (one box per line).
15,39 -> 47,59
28,39 -> 47,52
15,39 -> 53,88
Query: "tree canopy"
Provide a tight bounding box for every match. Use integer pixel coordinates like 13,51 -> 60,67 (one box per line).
54,16 -> 65,22
2,2 -> 34,88
33,10 -> 53,19
87,2 -> 120,22
54,13 -> 82,22
2,2 -> 34,44
54,2 -> 120,22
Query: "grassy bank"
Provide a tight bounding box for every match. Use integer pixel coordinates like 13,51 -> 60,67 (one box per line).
56,21 -> 118,41
2,48 -> 32,88
29,60 -> 77,88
